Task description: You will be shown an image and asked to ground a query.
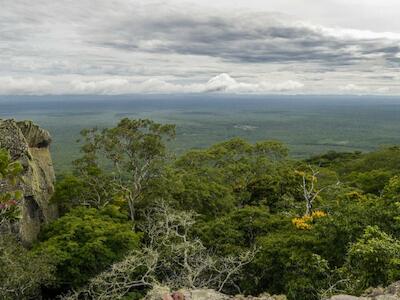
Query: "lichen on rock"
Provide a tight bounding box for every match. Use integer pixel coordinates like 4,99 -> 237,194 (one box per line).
144,285 -> 287,300
326,281 -> 400,299
0,119 -> 57,245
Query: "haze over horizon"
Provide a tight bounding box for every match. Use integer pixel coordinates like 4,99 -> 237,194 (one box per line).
2,0 -> 400,96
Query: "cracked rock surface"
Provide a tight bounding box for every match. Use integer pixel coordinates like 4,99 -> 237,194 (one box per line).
0,119 -> 57,245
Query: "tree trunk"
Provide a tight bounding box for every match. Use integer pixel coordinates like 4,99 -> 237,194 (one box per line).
306,200 -> 312,216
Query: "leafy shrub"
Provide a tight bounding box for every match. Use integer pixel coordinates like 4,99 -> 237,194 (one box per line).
0,235 -> 55,300
35,205 -> 141,288
344,226 -> 400,292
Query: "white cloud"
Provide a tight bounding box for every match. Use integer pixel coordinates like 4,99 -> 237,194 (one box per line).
204,73 -> 304,93
204,73 -> 239,92
259,80 -> 305,92
376,87 -> 390,93
0,77 -> 53,95
69,78 -> 191,94
70,78 -> 130,94
138,79 -> 194,94
339,83 -> 368,92
339,83 -> 392,95
67,74 -> 304,95
6,74 -> 400,96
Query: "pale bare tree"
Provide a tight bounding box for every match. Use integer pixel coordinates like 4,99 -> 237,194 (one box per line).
61,203 -> 256,300
142,203 -> 257,292
299,165 -> 340,216
318,276 -> 352,299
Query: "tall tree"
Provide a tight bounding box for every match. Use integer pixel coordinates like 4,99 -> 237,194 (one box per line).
74,119 -> 175,221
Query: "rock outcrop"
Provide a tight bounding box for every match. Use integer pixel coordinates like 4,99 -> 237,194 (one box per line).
144,286 -> 286,300
328,281 -> 400,300
144,282 -> 400,300
0,119 -> 57,245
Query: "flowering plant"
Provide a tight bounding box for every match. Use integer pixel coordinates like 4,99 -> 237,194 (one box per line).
292,210 -> 327,230
0,149 -> 23,225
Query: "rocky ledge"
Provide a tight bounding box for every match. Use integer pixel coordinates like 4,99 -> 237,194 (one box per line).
144,281 -> 400,300
0,119 -> 57,245
328,281 -> 400,299
145,286 -> 286,300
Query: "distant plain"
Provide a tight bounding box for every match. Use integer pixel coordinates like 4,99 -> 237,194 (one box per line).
1,94 -> 400,173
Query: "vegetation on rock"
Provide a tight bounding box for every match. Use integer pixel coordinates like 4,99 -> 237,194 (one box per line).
0,148 -> 23,227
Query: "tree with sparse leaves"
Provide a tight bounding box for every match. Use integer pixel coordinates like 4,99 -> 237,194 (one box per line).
296,165 -> 339,216
74,119 -> 175,221
61,203 -> 256,300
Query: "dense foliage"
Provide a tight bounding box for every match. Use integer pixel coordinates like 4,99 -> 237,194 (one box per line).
35,206 -> 141,288
2,119 -> 400,299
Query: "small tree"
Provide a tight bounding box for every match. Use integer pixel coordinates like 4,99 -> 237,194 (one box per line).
0,148 -> 23,229
344,226 -> 400,292
296,165 -> 339,216
74,119 -> 175,221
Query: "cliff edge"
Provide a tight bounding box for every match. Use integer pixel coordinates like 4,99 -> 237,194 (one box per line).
0,119 -> 57,245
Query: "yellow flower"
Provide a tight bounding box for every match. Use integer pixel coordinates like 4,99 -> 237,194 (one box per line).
294,170 -> 306,177
292,211 -> 327,230
312,210 -> 327,218
292,217 -> 312,230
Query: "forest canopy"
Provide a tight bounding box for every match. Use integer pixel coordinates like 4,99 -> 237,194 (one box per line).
1,118 -> 400,300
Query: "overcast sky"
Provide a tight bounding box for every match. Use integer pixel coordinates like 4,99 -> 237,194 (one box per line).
1,0 -> 400,95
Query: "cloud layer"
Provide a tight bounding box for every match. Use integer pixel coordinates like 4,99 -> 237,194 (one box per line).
0,74 -> 302,95
1,0 -> 400,95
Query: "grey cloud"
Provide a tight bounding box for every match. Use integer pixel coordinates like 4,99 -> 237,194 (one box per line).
3,1 -> 400,68
1,0 -> 400,94
87,7 -> 400,67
